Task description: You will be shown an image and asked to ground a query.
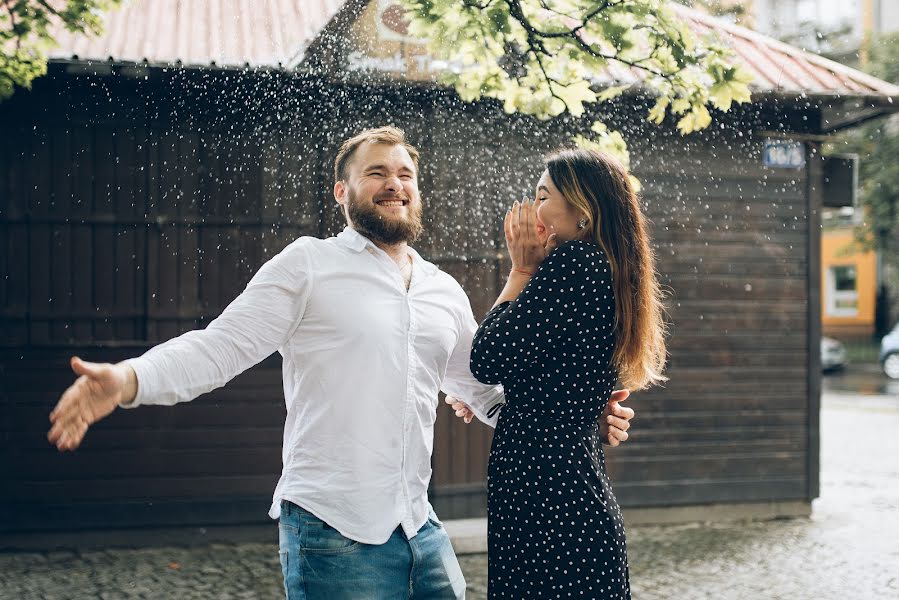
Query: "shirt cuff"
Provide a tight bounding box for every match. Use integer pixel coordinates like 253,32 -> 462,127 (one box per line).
120,357 -> 149,409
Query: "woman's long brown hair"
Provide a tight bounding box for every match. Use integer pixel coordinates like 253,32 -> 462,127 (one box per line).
546,148 -> 667,390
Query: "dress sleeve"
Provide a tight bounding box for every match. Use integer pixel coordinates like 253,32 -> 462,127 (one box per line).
470,241 -> 609,386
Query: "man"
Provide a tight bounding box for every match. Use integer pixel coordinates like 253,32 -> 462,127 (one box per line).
48,127 -> 634,599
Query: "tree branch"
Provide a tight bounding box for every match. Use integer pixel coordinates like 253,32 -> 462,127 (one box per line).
501,0 -> 676,86
3,0 -> 21,51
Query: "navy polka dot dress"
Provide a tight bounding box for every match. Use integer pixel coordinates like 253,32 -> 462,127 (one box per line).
471,240 -> 630,599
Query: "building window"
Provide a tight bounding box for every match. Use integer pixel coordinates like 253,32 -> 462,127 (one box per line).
827,265 -> 859,317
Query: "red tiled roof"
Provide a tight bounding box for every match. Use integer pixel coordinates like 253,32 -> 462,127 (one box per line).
46,0 -> 899,100
673,5 -> 899,98
48,0 -> 346,68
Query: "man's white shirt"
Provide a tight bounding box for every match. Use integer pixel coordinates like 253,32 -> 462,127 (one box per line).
124,227 -> 504,544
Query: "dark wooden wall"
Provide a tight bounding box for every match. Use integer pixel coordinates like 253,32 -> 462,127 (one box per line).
0,66 -> 817,534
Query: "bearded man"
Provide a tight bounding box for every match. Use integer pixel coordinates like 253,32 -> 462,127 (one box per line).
47,126 -> 634,599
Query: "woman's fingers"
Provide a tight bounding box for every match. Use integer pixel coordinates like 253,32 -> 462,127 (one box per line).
521,198 -> 530,240
608,427 -> 629,445
527,199 -> 537,239
510,200 -> 520,240
544,233 -> 558,256
606,415 -> 631,432
503,208 -> 513,246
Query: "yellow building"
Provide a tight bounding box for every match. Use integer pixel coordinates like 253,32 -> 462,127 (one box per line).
821,228 -> 878,338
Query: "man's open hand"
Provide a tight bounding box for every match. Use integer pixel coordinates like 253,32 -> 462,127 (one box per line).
47,357 -> 131,451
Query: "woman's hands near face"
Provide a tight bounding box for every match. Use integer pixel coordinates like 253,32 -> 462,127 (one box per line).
504,199 -> 557,274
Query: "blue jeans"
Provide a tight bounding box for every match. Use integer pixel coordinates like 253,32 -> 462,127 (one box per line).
278,501 -> 466,599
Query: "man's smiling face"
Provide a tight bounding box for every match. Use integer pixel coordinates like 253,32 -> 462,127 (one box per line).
337,142 -> 423,245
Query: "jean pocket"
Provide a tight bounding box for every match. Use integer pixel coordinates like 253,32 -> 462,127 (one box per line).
427,510 -> 443,529
300,522 -> 361,555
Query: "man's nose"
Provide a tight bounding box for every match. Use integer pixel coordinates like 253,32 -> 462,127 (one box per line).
384,176 -> 402,192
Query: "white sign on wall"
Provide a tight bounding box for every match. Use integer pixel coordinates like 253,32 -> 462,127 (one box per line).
763,139 -> 806,169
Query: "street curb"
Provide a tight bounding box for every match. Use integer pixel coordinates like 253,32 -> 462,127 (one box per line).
443,500 -> 814,556
444,518 -> 487,554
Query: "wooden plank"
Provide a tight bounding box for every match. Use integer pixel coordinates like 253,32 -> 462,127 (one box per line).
158,128 -> 180,217
10,397 -> 286,432
29,126 -> 52,221
94,126 -> 116,216
613,477 -> 807,507
71,225 -> 93,341
218,226 -> 241,312
49,221 -> 72,343
198,227 -> 221,321
178,129 -> 201,334
70,125 -> 93,219
241,131 -> 263,222
145,226 -> 161,342
24,223 -> 48,344
8,447 -> 282,480
806,142 -> 822,501
123,126 -> 145,219
5,122 -> 27,219
0,226 -> 29,345
90,125 -> 117,341
113,225 -> 139,341
93,223 -> 116,341
9,475 -> 279,502
6,426 -> 285,451
2,497 -> 274,532
606,453 -> 807,482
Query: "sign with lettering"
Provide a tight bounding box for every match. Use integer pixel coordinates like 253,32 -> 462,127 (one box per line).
763,140 -> 805,169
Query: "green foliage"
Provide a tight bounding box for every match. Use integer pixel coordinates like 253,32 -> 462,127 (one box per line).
0,0 -> 121,100
826,33 -> 899,261
671,0 -> 750,24
400,0 -> 753,163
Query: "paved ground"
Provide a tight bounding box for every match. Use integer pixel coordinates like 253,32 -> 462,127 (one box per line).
2,371 -> 897,599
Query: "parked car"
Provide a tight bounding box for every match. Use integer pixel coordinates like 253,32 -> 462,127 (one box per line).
821,336 -> 848,372
880,323 -> 899,380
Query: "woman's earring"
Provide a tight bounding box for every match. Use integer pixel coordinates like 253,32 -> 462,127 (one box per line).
577,218 -> 588,230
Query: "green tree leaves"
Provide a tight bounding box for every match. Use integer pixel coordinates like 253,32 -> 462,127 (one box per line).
0,0 -> 121,101
826,34 -> 899,262
400,0 -> 753,162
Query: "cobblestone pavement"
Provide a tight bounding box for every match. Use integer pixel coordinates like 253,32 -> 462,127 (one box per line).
2,390 -> 897,599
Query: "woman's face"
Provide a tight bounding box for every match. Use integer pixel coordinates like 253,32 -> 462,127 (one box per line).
535,170 -> 587,245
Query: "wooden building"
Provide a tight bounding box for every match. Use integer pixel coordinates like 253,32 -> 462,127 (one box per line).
2,0 -> 898,542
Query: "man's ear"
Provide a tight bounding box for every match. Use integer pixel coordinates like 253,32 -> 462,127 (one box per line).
334,180 -> 347,207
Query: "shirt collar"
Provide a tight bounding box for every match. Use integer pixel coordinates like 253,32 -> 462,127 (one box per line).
336,227 -> 372,253
337,227 -> 438,276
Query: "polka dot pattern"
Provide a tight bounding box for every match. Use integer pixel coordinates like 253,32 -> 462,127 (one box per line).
471,240 -> 630,599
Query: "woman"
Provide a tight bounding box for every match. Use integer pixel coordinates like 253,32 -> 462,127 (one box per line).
468,148 -> 667,598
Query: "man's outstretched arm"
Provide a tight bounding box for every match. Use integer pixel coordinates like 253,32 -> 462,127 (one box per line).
47,239 -> 313,452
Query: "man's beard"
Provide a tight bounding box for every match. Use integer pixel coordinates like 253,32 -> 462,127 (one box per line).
346,187 -> 424,245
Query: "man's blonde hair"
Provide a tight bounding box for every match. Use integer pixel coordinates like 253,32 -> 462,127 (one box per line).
334,126 -> 421,182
